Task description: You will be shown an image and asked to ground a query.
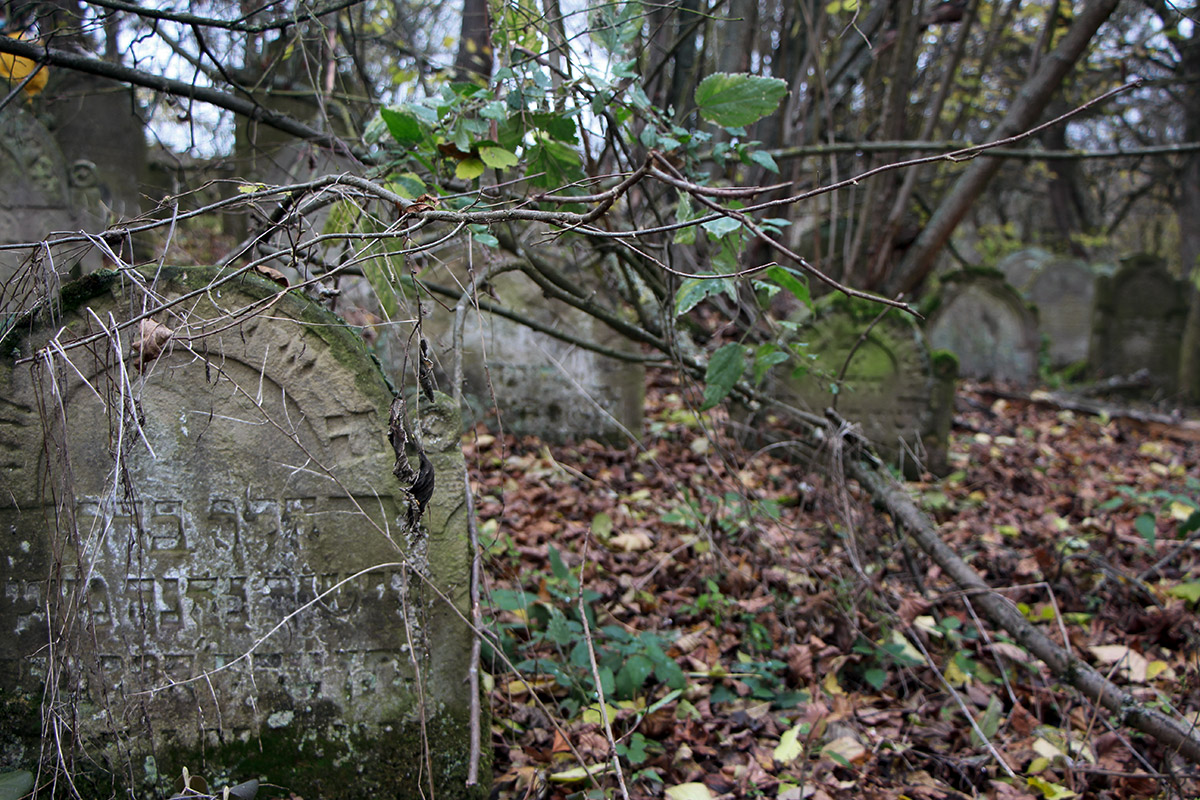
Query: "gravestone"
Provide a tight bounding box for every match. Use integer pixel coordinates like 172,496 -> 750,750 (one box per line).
1091,254 -> 1188,390
442,268 -> 645,445
997,251 -> 1097,369
927,272 -> 1039,384
0,107 -> 103,318
995,247 -> 1054,291
1025,259 -> 1096,368
0,268 -> 483,799
763,300 -> 953,477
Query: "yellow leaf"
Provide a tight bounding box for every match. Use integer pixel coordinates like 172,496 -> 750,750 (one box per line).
1027,775 -> 1076,799
773,723 -> 804,764
822,670 -> 844,696
455,157 -> 486,180
1169,500 -> 1197,521
943,657 -> 970,688
665,782 -> 716,800
1146,660 -> 1175,681
548,763 -> 613,783
0,34 -> 48,97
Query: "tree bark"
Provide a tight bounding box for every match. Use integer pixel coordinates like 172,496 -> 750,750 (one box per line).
886,0 -> 1120,296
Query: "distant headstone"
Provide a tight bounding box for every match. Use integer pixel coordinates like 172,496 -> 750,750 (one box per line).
995,247 -> 1054,291
764,301 -> 952,476
0,107 -> 101,314
1091,254 -> 1188,390
1025,259 -> 1096,368
0,268 -> 482,799
43,73 -> 146,224
927,272 -> 1038,384
447,270 -> 645,445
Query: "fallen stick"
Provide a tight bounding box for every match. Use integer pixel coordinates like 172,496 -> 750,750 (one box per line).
846,451 -> 1200,766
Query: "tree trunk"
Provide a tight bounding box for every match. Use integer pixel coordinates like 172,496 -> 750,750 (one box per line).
886,0 -> 1119,296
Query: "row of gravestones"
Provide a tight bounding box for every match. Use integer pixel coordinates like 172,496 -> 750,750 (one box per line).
0,268 -> 483,799
926,250 -> 1191,390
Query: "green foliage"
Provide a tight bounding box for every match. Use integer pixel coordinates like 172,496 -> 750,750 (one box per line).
488,547 -> 686,716
1099,476 -> 1200,548
694,74 -> 788,128
701,343 -> 747,409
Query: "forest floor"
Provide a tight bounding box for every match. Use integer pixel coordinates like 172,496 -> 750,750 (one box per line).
472,372 -> 1200,800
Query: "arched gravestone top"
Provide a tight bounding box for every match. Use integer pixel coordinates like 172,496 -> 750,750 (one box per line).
1091,254 -> 1188,390
0,268 -> 480,799
763,300 -> 952,476
995,248 -> 1054,292
927,272 -> 1038,384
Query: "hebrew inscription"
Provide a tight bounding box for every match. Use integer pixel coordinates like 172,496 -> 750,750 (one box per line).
0,268 -> 476,797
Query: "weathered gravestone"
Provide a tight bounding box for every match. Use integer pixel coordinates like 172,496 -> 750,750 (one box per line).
759,300 -> 954,477
927,271 -> 1039,384
995,247 -> 1054,291
998,251 -> 1097,369
0,268 -> 483,799
1091,254 -> 1189,391
437,268 -> 645,445
0,107 -> 105,316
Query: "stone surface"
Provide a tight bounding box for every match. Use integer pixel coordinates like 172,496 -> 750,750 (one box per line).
443,270 -> 645,445
0,268 -> 482,799
0,107 -> 99,316
765,300 -> 952,476
1091,254 -> 1189,390
995,247 -> 1054,291
1025,259 -> 1096,368
997,251 -> 1097,369
927,272 -> 1039,384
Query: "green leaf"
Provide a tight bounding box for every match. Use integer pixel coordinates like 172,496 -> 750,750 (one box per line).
478,145 -> 519,169
531,112 -> 578,143
764,265 -> 812,309
747,149 -> 779,173
1167,581 -> 1200,604
525,139 -> 585,189
863,667 -> 887,691
752,343 -> 789,384
674,277 -> 736,316
1134,514 -> 1157,546
702,216 -> 742,238
701,343 -> 746,410
674,194 -> 698,245
456,157 -> 486,180
616,654 -> 655,698
0,771 -> 34,800
361,253 -> 403,320
591,511 -> 613,540
379,107 -> 423,144
695,73 -> 788,127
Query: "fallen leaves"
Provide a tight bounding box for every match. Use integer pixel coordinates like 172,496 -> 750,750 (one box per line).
480,376 -> 1200,800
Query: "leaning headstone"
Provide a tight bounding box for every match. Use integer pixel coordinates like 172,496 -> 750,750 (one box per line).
1091,254 -> 1188,390
0,268 -> 483,799
927,272 -> 1039,384
762,300 -> 953,477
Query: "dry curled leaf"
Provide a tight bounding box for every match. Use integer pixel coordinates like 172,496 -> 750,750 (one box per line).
131,319 -> 174,369
255,264 -> 289,287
